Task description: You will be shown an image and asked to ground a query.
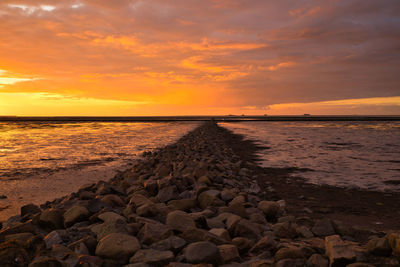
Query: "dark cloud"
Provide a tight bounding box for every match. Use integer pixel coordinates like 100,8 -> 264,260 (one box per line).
0,0 -> 399,114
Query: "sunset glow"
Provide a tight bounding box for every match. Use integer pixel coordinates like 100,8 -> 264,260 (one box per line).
1,1 -> 399,115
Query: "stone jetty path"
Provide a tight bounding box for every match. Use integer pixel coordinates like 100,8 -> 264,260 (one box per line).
0,121 -> 399,266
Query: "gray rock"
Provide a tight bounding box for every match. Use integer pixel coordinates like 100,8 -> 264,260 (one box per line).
185,241 -> 221,265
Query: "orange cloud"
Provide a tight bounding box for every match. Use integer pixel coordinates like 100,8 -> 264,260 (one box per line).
0,0 -> 399,115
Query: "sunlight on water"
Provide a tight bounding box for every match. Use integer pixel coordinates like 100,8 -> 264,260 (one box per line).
0,122 -> 199,220
220,121 -> 400,192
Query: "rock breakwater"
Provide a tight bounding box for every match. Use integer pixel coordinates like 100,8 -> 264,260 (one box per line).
0,122 -> 399,266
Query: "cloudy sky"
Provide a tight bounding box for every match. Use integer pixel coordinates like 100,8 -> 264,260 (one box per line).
0,0 -> 399,115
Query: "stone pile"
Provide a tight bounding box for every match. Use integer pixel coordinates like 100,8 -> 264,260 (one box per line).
0,122 -> 399,266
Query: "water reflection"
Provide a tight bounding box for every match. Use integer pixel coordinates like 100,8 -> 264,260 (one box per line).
220,121 -> 400,192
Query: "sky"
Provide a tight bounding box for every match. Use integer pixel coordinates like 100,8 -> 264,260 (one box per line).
0,0 -> 399,116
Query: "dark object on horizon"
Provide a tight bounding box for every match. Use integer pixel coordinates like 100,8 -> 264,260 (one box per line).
304,114 -> 311,116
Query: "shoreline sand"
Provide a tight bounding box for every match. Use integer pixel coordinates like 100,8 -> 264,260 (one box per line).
0,121 -> 399,266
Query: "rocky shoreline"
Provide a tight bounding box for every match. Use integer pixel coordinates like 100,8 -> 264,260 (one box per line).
0,121 -> 399,266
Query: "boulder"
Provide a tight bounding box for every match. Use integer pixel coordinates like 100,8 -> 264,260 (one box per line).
129,249 -> 174,266
98,212 -> 126,224
39,209 -> 64,230
307,254 -> 329,267
249,235 -> 277,255
366,236 -> 392,256
206,217 -> 225,229
44,230 -> 65,249
144,179 -> 158,196
180,228 -> 227,245
95,233 -> 140,262
325,235 -> 356,267
388,232 -> 400,257
312,219 -> 336,237
232,237 -> 254,253
91,221 -> 129,240
0,243 -> 30,266
198,190 -> 222,209
151,236 -> 186,253
233,219 -> 263,240
136,203 -> 158,217
185,241 -> 221,265
166,210 -> 196,232
129,193 -> 153,207
63,205 -> 90,227
20,203 -> 41,216
218,244 -> 240,263
225,214 -> 242,232
272,222 -> 298,239
168,199 -> 196,211
100,194 -> 125,207
258,201 -> 280,220
138,222 -> 173,245
346,263 -> 376,267
209,228 -> 231,242
28,257 -> 66,267
274,246 -> 305,262
4,232 -> 34,242
157,185 -> 179,203
275,258 -> 305,267
221,189 -> 235,202
78,255 -> 104,267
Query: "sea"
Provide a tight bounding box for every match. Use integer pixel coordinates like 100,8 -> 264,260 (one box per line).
0,120 -> 399,221
220,121 -> 400,192
0,121 -> 199,220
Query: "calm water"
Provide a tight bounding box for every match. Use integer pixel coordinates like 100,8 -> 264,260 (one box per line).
0,122 -> 198,220
220,121 -> 400,192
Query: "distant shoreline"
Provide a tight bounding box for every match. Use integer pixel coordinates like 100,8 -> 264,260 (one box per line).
1,115 -> 400,122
